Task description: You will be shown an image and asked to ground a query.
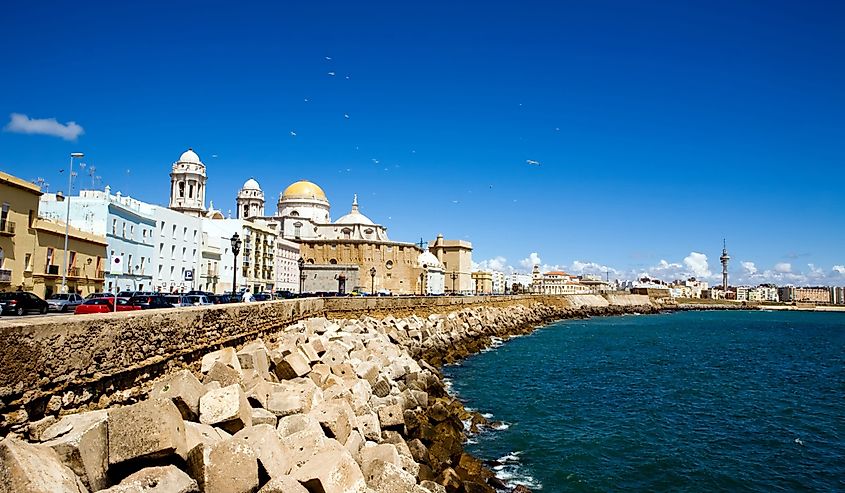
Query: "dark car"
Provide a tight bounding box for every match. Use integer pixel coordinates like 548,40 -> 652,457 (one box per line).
128,294 -> 174,309
253,292 -> 272,302
0,291 -> 49,316
274,290 -> 296,299
187,290 -> 214,298
209,294 -> 231,304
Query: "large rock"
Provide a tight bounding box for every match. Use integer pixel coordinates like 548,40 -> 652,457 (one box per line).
276,414 -> 324,438
359,443 -> 401,478
201,348 -> 242,374
237,340 -> 272,380
202,361 -> 243,388
107,399 -> 186,468
98,465 -> 198,492
377,404 -> 405,429
184,422 -> 230,453
0,437 -> 89,493
150,370 -> 207,421
41,411 -> 109,491
292,449 -> 367,493
275,352 -> 311,380
364,459 -> 417,493
187,438 -> 259,493
310,399 -> 356,444
199,384 -> 252,434
257,476 -> 309,493
233,424 -> 291,479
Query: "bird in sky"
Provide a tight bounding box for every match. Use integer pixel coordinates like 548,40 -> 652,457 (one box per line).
372,159 -> 379,164
526,159 -> 540,166
290,131 -> 297,137
325,56 -> 332,61
344,114 -> 350,119
328,71 -> 336,76
211,154 -> 218,158
304,98 -> 310,102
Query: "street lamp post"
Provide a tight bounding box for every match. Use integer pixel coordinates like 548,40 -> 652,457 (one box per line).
369,266 -> 376,295
61,152 -> 84,293
450,271 -> 458,294
298,257 -> 305,295
231,233 -> 241,297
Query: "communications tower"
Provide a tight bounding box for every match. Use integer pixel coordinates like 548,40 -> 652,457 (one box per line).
720,239 -> 730,291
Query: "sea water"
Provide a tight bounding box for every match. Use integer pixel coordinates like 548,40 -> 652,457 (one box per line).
442,311 -> 845,492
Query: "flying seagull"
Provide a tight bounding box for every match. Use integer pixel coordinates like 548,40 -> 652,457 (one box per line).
526,159 -> 540,166
328,71 -> 336,76
325,56 -> 332,60
344,114 -> 350,119
290,131 -> 297,137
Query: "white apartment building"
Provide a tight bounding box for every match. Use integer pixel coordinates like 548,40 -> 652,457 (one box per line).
275,237 -> 301,293
491,271 -> 505,294
141,204 -> 203,293
40,188 -> 156,293
506,273 -> 532,293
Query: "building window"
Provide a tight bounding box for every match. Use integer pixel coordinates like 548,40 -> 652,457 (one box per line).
122,222 -> 126,238
188,183 -> 194,198
112,219 -> 117,235
68,251 -> 77,273
329,259 -> 337,265
386,260 -> 393,270
172,225 -> 177,239
45,247 -> 54,271
171,245 -> 176,260
178,182 -> 185,198
130,225 -> 135,239
24,253 -> 32,272
127,254 -> 133,273
183,227 -> 188,241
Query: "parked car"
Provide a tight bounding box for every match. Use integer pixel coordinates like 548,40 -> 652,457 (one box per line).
185,295 -> 212,306
85,292 -> 115,300
127,294 -> 174,309
209,294 -> 231,304
47,293 -> 85,312
274,290 -> 296,299
164,295 -> 192,307
0,291 -> 49,316
253,292 -> 272,302
74,297 -> 142,314
187,290 -> 214,298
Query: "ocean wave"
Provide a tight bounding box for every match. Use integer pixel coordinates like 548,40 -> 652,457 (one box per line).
493,451 -> 543,490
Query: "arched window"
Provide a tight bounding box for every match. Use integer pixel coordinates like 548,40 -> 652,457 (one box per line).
290,210 -> 299,217
342,228 -> 352,239
243,205 -> 249,218
385,260 -> 393,270
293,222 -> 302,239
178,182 -> 185,198
329,259 -> 337,265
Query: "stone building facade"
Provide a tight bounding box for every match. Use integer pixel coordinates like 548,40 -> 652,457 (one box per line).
429,234 -> 473,294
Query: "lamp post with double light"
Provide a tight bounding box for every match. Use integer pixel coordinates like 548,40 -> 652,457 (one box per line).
369,266 -> 376,295
61,152 -> 84,293
231,233 -> 242,297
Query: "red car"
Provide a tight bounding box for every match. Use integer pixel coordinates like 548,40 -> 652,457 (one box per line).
74,297 -> 142,314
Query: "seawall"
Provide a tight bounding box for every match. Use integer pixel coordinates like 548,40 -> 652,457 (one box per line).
0,294 -> 651,434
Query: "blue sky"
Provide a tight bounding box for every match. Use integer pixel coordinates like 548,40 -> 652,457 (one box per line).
2,0 -> 844,285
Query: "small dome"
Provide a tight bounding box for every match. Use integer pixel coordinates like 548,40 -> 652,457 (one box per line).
282,180 -> 327,201
179,148 -> 201,164
242,178 -> 261,190
418,251 -> 443,270
335,194 -> 374,225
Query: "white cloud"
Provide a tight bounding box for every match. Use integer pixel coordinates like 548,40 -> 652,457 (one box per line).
4,113 -> 84,141
683,252 -> 711,278
570,260 -> 623,278
741,261 -> 758,276
774,262 -> 792,273
834,265 -> 845,275
474,256 -> 509,272
519,252 -> 542,270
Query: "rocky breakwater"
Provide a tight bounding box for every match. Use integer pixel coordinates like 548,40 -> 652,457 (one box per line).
0,301 -> 658,492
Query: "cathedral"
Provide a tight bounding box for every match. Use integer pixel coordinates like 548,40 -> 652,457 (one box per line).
232,178 -> 450,295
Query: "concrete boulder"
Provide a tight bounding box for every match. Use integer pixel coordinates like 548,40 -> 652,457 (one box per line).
0,437 -> 89,493
107,399 -> 186,468
199,384 -> 252,434
292,449 -> 367,493
359,443 -> 401,478
233,424 -> 292,479
237,340 -> 272,379
257,476 -> 309,493
276,414 -> 324,438
150,369 -> 207,421
187,438 -> 259,493
41,410 -> 109,491
274,352 -> 312,380
201,348 -> 242,374
184,422 -> 230,453
376,404 -> 405,429
202,361 -> 243,388
99,465 -> 198,492
364,459 -> 417,493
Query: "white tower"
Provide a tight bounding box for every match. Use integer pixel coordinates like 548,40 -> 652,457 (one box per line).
236,178 -> 265,219
169,148 -> 207,217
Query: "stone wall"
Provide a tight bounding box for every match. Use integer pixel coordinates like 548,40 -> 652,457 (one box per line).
0,294 -> 651,434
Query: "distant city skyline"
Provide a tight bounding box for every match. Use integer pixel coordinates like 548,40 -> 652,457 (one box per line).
2,1 -> 843,286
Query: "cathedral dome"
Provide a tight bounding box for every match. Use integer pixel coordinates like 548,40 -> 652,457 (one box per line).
242,178 -> 261,191
282,180 -> 328,201
179,148 -> 202,164
335,194 -> 374,225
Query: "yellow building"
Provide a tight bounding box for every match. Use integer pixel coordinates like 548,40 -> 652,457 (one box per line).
471,271 -> 493,295
430,234 -> 473,294
0,171 -> 107,298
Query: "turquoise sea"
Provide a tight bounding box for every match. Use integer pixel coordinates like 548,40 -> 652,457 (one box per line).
443,311 -> 845,492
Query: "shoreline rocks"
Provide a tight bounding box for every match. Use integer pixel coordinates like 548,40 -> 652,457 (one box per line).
2,301 -> 659,492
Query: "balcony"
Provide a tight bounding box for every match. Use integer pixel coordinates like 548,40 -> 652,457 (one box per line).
68,267 -> 81,277
0,268 -> 11,283
95,270 -> 105,279
0,221 -> 15,236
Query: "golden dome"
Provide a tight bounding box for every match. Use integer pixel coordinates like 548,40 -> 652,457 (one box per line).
281,180 -> 327,201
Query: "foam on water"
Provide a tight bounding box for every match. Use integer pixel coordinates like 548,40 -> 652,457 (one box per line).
494,451 -> 543,490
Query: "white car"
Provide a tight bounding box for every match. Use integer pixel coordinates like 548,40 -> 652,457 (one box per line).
47,293 -> 85,312
185,295 -> 212,306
